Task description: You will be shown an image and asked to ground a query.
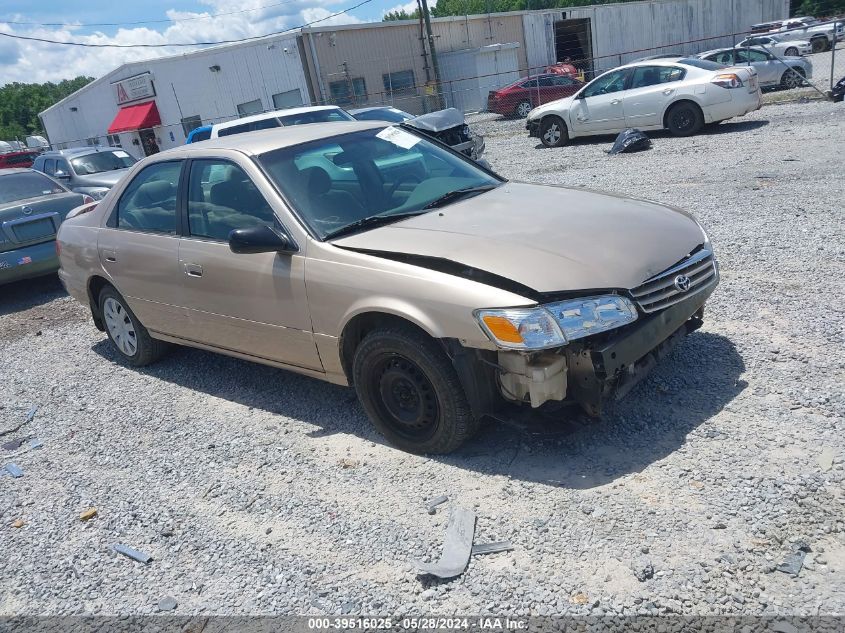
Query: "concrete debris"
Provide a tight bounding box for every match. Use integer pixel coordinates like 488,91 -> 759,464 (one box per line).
413,507 -> 476,579
113,544 -> 153,564
12,519 -> 25,528
471,541 -> 514,556
634,562 -> 655,582
426,494 -> 448,515
157,596 -> 178,612
5,463 -> 23,478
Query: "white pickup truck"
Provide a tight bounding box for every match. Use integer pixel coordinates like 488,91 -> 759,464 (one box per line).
774,17 -> 844,53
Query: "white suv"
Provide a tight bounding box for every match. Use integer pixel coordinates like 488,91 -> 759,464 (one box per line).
210,106 -> 355,139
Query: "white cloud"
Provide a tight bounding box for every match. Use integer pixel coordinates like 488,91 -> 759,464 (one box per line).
0,0 -> 363,85
382,0 -> 435,18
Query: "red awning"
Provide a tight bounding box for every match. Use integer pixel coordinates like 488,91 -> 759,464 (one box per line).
107,101 -> 161,134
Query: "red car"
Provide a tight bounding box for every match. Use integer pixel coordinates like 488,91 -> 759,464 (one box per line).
0,150 -> 40,169
487,73 -> 583,118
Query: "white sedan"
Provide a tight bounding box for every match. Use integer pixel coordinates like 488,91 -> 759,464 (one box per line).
736,35 -> 812,57
527,58 -> 762,147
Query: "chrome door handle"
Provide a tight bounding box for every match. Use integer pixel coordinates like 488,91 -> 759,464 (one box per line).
101,249 -> 117,263
184,263 -> 203,277
662,88 -> 674,95
610,99 -> 621,105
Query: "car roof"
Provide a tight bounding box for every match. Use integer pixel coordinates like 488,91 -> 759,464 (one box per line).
213,105 -> 346,130
164,120 -> 387,156
348,106 -> 401,114
616,58 -> 689,70
38,147 -> 120,158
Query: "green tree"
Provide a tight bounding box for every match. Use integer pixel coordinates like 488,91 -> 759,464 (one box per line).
0,76 -> 93,142
384,8 -> 420,20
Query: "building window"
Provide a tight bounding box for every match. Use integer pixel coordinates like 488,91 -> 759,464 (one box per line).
382,70 -> 416,98
272,89 -> 303,109
181,115 -> 203,137
237,99 -> 263,116
106,134 -> 121,147
329,78 -> 367,106
86,137 -> 100,146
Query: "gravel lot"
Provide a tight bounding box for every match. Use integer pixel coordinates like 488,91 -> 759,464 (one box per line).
1,99 -> 844,619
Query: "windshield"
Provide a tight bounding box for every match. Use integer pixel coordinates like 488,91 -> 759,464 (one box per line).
0,171 -> 67,204
69,150 -> 136,175
258,127 -> 501,240
353,108 -> 413,123
277,109 -> 356,125
681,58 -> 728,70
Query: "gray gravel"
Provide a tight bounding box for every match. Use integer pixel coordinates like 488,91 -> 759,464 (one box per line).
1,99 -> 844,617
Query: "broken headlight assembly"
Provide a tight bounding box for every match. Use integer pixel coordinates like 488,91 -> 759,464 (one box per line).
476,295 -> 638,350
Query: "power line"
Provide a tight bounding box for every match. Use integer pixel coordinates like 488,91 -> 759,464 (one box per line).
0,0 -> 373,48
1,0 -> 304,28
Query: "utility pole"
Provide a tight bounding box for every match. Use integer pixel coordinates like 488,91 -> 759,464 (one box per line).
420,0 -> 444,109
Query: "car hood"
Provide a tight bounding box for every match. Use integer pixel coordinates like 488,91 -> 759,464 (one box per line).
73,169 -> 130,188
528,96 -> 575,121
333,182 -> 705,295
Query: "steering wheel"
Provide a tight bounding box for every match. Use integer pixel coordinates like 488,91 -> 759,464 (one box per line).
387,175 -> 421,198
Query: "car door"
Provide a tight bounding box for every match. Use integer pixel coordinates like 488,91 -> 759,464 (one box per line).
177,157 -> 322,371
569,68 -> 630,134
623,65 -> 686,128
520,78 -> 541,107
549,74 -> 581,101
736,49 -> 779,86
97,160 -> 191,338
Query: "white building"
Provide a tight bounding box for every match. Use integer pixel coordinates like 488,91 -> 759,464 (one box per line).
39,34 -> 310,157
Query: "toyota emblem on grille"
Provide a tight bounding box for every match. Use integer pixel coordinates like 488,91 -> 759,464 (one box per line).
674,274 -> 692,292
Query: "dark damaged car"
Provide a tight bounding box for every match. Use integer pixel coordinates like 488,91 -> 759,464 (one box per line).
57,121 -> 717,454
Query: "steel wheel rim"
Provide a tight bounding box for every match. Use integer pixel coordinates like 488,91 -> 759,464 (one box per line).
517,102 -> 532,117
103,297 -> 138,357
543,123 -> 561,145
371,354 -> 439,442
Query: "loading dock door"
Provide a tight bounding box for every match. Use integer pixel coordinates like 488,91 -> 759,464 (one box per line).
554,18 -> 593,75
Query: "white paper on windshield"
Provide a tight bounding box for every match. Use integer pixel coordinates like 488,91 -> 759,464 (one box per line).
376,126 -> 419,149
112,150 -> 130,158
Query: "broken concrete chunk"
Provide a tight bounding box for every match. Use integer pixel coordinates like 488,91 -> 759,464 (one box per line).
11,519 -> 25,528
426,494 -> 448,515
413,507 -> 476,579
471,541 -> 513,556
157,596 -> 177,612
113,544 -> 153,564
5,463 -> 23,478
80,508 -> 98,521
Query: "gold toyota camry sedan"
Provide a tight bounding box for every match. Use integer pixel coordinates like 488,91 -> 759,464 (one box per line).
57,121 -> 718,454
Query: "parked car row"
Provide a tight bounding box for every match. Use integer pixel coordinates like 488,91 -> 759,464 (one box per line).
52,119 -> 718,454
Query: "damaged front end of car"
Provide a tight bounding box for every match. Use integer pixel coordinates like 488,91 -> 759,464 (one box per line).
403,108 -> 485,161
459,248 -> 718,419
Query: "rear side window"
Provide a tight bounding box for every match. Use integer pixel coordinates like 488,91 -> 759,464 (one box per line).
218,118 -> 281,137
115,161 -> 182,234
43,159 -> 56,175
277,110 -> 355,125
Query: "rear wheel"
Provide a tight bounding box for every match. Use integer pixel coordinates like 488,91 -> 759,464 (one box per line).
784,47 -> 799,56
780,67 -> 805,89
666,102 -> 704,137
515,100 -> 533,118
99,286 -> 168,367
539,116 -> 569,147
352,326 -> 478,454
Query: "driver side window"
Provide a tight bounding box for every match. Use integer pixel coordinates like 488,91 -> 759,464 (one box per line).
582,70 -> 628,98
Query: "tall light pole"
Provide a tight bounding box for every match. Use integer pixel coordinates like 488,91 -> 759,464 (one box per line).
420,0 -> 444,109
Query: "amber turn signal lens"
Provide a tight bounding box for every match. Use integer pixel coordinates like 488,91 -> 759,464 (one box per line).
481,315 -> 524,343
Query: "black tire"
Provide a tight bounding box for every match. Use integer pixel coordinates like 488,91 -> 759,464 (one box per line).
665,102 -> 704,137
784,47 -> 798,57
514,100 -> 533,118
539,116 -> 569,147
780,67 -> 805,90
98,285 -> 169,367
352,326 -> 478,454
811,37 -> 828,53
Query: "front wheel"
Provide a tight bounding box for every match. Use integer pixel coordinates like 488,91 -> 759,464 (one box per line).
784,47 -> 798,57
539,116 -> 569,147
780,68 -> 805,89
666,102 -> 704,137
99,286 -> 169,367
811,37 -> 828,53
352,326 -> 478,454
515,100 -> 533,118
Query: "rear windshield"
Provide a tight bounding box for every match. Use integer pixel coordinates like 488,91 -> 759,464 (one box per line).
353,108 -> 412,123
277,109 -> 355,125
0,171 -> 67,204
680,58 -> 728,70
70,150 -> 136,175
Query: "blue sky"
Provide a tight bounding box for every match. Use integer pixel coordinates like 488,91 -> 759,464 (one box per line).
0,0 -> 416,84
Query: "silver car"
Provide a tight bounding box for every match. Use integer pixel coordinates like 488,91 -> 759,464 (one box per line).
696,47 -> 812,90
32,148 -> 138,200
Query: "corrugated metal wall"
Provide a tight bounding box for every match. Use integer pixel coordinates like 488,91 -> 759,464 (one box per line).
439,43 -> 521,112
522,0 -> 790,75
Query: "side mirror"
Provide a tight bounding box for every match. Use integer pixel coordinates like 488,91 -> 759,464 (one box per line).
54,171 -> 70,180
228,224 -> 297,255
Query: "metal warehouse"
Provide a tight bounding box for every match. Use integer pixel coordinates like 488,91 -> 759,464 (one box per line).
39,0 -> 787,155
